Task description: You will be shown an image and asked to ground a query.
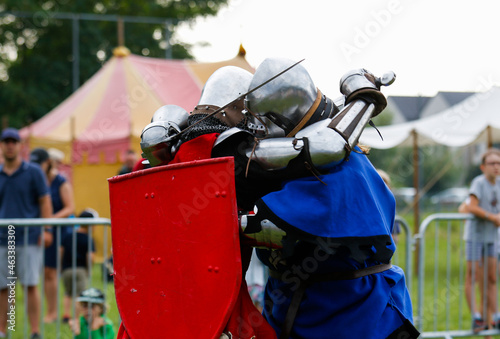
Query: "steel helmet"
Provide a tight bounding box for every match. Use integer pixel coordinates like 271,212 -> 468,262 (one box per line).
245,57 -> 335,138
140,105 -> 189,166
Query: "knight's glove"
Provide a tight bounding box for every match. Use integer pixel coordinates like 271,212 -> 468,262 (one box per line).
339,69 -> 395,117
239,207 -> 286,249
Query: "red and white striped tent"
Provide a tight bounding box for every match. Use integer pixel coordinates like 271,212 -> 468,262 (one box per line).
18,46 -> 254,252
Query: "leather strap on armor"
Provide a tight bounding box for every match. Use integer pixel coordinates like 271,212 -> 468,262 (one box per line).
346,88 -> 387,117
291,137 -> 327,183
191,101 -> 247,128
327,101 -> 369,148
287,89 -> 322,136
269,262 -> 392,282
270,263 -> 392,339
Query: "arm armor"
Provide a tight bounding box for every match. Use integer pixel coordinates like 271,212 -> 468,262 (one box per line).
246,69 -> 395,171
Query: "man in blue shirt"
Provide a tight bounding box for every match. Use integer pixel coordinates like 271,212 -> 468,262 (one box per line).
0,128 -> 52,339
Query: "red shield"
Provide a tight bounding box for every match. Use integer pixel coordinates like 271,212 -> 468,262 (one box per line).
109,157 -> 241,339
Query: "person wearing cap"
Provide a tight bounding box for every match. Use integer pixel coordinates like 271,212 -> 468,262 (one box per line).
69,287 -> 115,339
117,149 -> 137,175
30,147 -> 76,323
0,128 -> 53,339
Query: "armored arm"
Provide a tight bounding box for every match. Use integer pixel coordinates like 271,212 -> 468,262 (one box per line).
239,209 -> 286,250
247,69 -> 396,170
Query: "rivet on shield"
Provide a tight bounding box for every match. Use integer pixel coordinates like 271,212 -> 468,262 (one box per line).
145,193 -> 149,199
208,265 -> 213,272
151,257 -> 155,264
151,193 -> 155,198
130,288 -> 137,293
157,257 -> 161,263
214,266 -> 219,273
215,191 -> 220,198
221,191 -> 227,197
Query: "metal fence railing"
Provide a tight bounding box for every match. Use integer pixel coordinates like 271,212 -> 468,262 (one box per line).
5,213 -> 494,338
394,215 -> 413,294
416,213 -> 500,338
0,218 -> 113,339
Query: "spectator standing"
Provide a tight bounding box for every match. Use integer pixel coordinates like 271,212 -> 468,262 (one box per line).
463,148 -> 500,333
0,128 -> 53,339
117,150 -> 137,175
377,168 -> 401,244
30,147 -> 75,323
61,209 -> 96,322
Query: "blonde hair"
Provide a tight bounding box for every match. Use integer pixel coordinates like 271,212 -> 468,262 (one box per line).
357,143 -> 370,155
376,169 -> 391,188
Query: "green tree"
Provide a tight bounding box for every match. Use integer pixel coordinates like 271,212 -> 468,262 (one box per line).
0,0 -> 229,127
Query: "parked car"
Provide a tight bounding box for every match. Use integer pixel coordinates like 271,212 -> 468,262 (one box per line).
430,187 -> 469,205
393,187 -> 416,205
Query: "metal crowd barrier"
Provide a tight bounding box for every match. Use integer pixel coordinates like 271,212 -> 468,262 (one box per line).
0,218 -> 112,339
394,215 -> 413,293
0,214 -> 436,338
416,213 -> 500,338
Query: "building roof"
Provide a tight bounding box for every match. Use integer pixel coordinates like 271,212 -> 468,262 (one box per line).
437,91 -> 475,106
387,95 -> 432,121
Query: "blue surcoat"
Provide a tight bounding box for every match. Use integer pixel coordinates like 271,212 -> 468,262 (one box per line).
256,150 -> 415,339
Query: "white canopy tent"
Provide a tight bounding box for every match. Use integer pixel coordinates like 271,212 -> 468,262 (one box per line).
359,86 -> 500,235
360,86 -> 500,149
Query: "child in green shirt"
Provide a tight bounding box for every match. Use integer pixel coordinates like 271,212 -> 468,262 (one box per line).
69,288 -> 115,339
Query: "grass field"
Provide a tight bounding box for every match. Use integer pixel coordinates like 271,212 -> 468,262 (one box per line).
6,266 -> 118,339
394,211 -> 500,338
6,211 -> 498,338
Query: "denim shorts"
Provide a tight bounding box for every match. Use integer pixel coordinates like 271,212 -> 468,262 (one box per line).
465,241 -> 496,261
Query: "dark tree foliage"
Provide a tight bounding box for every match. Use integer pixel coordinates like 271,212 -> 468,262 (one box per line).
0,0 -> 229,127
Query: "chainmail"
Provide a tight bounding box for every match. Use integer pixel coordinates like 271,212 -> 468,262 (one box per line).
181,114 -> 231,142
235,117 -> 251,131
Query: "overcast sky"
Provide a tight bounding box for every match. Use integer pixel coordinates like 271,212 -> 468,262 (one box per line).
176,0 -> 500,98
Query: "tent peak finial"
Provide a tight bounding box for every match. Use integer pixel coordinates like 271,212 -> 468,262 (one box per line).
238,44 -> 246,57
113,46 -> 131,58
